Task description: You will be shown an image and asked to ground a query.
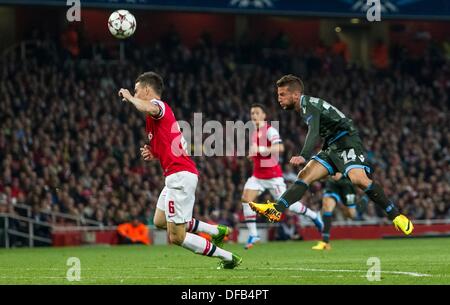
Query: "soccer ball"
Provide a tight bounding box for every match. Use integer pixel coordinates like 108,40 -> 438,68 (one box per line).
108,10 -> 136,39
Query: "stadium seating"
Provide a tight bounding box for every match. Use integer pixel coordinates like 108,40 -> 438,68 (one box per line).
0,31 -> 449,244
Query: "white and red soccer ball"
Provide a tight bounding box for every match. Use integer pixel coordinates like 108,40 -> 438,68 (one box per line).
108,10 -> 136,39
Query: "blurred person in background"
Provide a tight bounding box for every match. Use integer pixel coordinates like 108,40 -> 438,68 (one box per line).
276,213 -> 302,241
242,103 -> 322,249
117,217 -> 150,245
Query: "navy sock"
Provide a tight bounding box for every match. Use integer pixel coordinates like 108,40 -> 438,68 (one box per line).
364,183 -> 400,221
322,212 -> 332,243
276,179 -> 309,212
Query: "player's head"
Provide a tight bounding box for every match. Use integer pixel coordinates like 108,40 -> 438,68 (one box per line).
135,71 -> 164,100
276,74 -> 304,110
250,103 -> 267,127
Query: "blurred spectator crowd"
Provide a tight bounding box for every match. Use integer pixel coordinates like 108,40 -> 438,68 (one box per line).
0,30 -> 449,236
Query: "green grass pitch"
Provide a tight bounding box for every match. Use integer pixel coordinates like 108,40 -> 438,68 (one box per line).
0,238 -> 449,284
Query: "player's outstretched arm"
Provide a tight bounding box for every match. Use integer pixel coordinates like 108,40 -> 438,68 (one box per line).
118,88 -> 160,116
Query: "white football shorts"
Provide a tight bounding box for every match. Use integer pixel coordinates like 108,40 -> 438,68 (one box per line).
243,176 -> 286,200
156,171 -> 198,224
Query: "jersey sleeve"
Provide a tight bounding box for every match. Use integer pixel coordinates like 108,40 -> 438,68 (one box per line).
150,99 -> 166,120
267,126 -> 282,145
300,104 -> 321,159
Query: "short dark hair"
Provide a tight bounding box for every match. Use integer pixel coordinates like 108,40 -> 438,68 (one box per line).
135,72 -> 164,96
276,74 -> 304,93
250,103 -> 266,113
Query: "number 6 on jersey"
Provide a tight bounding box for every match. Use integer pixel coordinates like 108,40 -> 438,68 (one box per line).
168,200 -> 175,215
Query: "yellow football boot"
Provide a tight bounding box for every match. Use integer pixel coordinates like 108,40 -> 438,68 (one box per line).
312,241 -> 331,250
393,214 -> 414,235
248,201 -> 282,222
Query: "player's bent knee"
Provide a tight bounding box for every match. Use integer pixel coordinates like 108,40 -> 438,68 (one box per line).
322,199 -> 335,212
168,226 -> 186,246
169,232 -> 185,245
322,204 -> 334,213
242,189 -> 259,203
154,222 -> 166,230
347,170 -> 371,189
351,178 -> 371,190
297,168 -> 311,183
153,217 -> 167,230
153,208 -> 167,230
298,161 -> 328,184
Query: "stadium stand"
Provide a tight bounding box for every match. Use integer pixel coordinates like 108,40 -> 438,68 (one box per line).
0,28 -> 449,247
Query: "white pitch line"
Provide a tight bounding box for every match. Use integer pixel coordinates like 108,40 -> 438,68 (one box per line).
256,267 -> 432,277
0,268 -> 433,279
0,267 -> 433,277
0,275 -> 347,280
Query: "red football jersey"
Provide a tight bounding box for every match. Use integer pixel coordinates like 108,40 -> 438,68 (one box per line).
251,124 -> 283,179
145,99 -> 198,177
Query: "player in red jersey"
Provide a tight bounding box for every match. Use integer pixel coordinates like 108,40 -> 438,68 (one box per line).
119,72 -> 241,269
242,104 -> 323,249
